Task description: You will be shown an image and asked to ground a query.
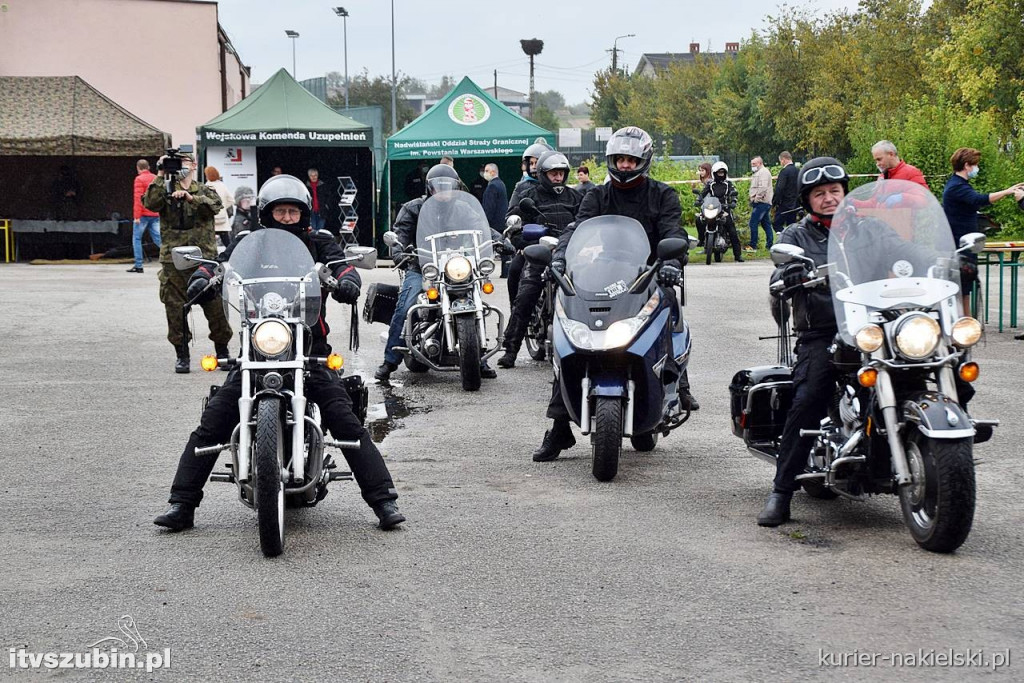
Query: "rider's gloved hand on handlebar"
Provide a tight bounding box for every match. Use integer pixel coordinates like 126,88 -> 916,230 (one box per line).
781,262 -> 809,291
186,274 -> 215,303
550,259 -> 566,277
389,243 -> 406,262
505,215 -> 523,233
658,264 -> 682,287
332,279 -> 361,304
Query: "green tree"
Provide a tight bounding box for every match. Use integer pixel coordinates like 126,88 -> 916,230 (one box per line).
528,104 -> 560,134
535,90 -> 566,112
326,69 -> 416,134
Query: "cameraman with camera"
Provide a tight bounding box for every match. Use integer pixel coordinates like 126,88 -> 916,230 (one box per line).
143,148 -> 233,373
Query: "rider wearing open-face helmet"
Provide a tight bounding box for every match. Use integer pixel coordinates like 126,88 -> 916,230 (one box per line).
497,150 -> 583,368
697,161 -> 743,262
504,140 -> 555,302
154,174 -> 405,535
531,126 -> 699,463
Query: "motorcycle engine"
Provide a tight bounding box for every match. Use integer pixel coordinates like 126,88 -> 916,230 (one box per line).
838,385 -> 860,429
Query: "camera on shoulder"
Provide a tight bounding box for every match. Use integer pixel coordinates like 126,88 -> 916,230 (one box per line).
158,144 -> 194,175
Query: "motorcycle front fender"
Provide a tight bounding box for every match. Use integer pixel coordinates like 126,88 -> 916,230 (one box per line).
902,392 -> 975,440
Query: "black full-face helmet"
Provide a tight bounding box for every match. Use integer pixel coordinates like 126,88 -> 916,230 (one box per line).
425,164 -> 461,196
536,151 -> 571,195
257,174 -> 311,234
605,126 -> 654,187
522,140 -> 553,179
798,156 -> 849,217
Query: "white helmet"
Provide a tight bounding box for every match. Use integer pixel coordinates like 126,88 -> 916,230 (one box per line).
711,161 -> 729,177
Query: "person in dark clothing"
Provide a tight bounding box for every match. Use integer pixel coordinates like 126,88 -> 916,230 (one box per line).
497,151 -> 582,368
576,166 -> 597,195
531,126 -> 699,462
404,161 -> 429,200
941,147 -> 1022,313
229,185 -> 256,241
153,174 -> 404,533
698,161 -> 744,262
506,141 -> 554,301
772,151 -> 801,233
692,162 -> 713,250
469,164 -> 489,203
481,163 -> 508,230
375,164 -> 503,382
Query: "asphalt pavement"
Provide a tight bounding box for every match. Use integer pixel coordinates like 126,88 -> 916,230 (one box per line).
0,259 -> 1020,681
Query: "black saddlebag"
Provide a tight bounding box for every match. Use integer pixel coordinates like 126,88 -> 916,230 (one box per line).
729,365 -> 793,442
362,282 -> 400,324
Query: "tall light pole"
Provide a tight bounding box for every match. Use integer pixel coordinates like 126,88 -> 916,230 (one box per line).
332,7 -> 349,108
285,30 -> 300,79
611,33 -> 635,73
390,0 -> 398,133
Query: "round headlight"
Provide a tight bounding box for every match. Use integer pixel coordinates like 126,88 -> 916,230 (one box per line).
854,324 -> 885,353
478,258 -> 496,276
421,263 -> 439,281
444,255 -> 472,283
895,314 -> 941,360
951,316 -> 982,348
252,320 -> 292,357
704,207 -> 720,219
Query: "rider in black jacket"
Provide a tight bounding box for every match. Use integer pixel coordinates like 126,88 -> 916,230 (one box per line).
154,175 -> 405,533
698,161 -> 744,262
497,151 -> 581,368
505,141 -> 554,303
531,126 -> 699,462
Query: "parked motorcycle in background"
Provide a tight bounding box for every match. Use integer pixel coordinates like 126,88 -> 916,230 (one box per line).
697,195 -> 729,265
730,180 -> 997,552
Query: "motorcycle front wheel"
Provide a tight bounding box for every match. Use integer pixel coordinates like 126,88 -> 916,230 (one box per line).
898,432 -> 975,553
254,398 -> 285,558
456,315 -> 482,391
593,397 -> 623,481
705,233 -> 714,266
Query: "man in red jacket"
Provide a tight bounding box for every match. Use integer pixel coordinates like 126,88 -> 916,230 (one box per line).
127,159 -> 161,273
872,140 -> 927,187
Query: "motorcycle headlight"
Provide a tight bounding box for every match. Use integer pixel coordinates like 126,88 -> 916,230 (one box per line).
555,290 -> 660,352
478,258 -> 496,276
951,316 -> 982,348
421,263 -> 439,281
444,255 -> 472,283
894,314 -> 941,360
252,320 -> 292,357
854,324 -> 884,353
703,207 -> 720,219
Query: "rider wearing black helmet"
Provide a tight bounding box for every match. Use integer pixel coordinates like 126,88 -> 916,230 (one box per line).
497,150 -> 582,368
697,161 -> 744,262
375,164 -> 501,382
154,174 -> 405,533
530,126 -> 699,463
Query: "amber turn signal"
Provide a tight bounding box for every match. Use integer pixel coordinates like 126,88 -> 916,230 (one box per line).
482,281 -> 494,294
427,287 -> 439,301
200,355 -> 219,372
326,353 -> 344,371
958,361 -> 980,382
857,367 -> 878,387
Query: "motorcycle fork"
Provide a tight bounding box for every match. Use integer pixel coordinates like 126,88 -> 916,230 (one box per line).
876,368 -> 913,486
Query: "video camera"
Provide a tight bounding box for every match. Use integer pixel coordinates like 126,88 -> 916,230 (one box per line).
158,145 -> 194,175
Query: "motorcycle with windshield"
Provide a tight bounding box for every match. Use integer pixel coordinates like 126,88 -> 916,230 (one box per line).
384,190 -> 505,391
172,231 -> 377,557
531,215 -> 692,481
729,180 -> 997,552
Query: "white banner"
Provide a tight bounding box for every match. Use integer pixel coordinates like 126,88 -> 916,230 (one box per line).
595,127 -> 613,141
207,146 -> 257,196
558,128 -> 582,148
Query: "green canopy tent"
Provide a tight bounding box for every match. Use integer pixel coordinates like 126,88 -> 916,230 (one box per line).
197,68 -> 375,244
382,76 -> 554,232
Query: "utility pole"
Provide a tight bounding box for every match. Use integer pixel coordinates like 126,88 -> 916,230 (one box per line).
520,38 -> 543,117
610,34 -> 635,74
390,0 -> 398,133
332,8 -> 350,108
493,69 -> 498,98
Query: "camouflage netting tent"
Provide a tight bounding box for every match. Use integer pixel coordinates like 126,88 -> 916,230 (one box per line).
0,76 -> 170,260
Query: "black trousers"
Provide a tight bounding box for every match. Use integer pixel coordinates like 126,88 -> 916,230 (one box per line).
504,261 -> 545,354
507,253 -> 524,305
169,367 -> 397,508
696,215 -> 741,258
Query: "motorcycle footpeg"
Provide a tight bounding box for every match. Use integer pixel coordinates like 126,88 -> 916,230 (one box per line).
328,470 -> 353,482
210,471 -> 235,483
194,443 -> 228,457
325,438 -> 360,450
794,471 -> 827,481
799,429 -> 825,437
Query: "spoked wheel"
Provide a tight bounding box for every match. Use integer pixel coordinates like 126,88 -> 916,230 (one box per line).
705,233 -> 714,265
592,397 -> 623,482
898,432 -> 975,553
254,398 -> 285,558
456,315 -> 482,391
630,431 -> 658,452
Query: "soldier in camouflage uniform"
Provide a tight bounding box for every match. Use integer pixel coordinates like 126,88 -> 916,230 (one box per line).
143,151 -> 233,373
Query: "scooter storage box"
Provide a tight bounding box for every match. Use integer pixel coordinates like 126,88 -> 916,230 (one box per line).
729,365 -> 793,441
362,282 -> 399,324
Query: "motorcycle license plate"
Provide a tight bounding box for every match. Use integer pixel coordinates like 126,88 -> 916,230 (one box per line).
450,298 -> 477,313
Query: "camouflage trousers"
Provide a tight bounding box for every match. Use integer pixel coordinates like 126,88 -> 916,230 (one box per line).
158,264 -> 233,349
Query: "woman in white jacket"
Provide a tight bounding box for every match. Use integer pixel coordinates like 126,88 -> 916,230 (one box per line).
204,166 -> 235,248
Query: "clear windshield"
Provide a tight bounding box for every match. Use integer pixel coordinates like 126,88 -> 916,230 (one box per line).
828,180 -> 961,343
416,191 -> 494,269
564,216 -> 650,296
222,229 -> 321,327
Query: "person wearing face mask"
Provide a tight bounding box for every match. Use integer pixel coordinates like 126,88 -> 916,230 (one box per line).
143,151 -> 233,374
941,147 -> 1024,312
747,156 -> 774,251
698,161 -> 744,262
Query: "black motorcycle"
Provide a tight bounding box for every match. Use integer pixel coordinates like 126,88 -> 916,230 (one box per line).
697,195 -> 729,265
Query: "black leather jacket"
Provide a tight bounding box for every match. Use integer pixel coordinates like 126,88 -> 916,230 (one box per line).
770,215 -> 835,338
393,195 -> 505,273
506,182 -> 582,247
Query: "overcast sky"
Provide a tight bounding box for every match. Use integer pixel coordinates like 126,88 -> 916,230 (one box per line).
214,0 -> 869,105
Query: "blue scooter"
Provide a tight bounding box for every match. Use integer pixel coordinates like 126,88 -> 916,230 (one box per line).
526,215 -> 693,481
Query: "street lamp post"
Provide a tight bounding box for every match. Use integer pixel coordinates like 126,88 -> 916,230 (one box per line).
611,33 -> 635,73
332,7 -> 349,109
285,30 -> 300,79
390,0 -> 397,133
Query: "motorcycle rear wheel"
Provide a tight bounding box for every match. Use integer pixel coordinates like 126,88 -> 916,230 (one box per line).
630,431 -> 658,452
525,334 -> 546,361
456,315 -> 482,391
899,432 -> 975,553
705,234 -> 714,266
714,250 -> 723,263
593,397 -> 623,481
254,398 -> 285,558
404,354 -> 430,373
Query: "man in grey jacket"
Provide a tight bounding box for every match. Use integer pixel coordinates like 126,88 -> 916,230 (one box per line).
748,156 -> 774,250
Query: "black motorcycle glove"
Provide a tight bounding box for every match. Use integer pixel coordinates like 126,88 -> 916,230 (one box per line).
186,276 -> 213,304
959,257 -> 978,283
550,259 -> 566,277
658,264 -> 682,287
389,243 -> 406,262
333,279 -> 361,304
781,262 -> 809,291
